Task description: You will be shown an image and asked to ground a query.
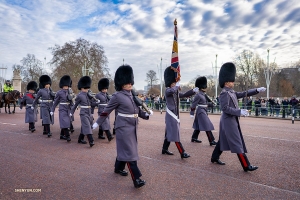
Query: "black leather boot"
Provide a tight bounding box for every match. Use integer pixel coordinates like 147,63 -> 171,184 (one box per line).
162,149 -> 174,155
181,152 -> 190,159
114,169 -> 128,176
210,141 -> 217,146
105,130 -> 114,142
133,178 -> 146,188
211,158 -> 225,165
60,129 -> 67,140
98,128 -> 105,139
191,130 -> 201,143
87,134 -> 95,147
78,134 -> 87,144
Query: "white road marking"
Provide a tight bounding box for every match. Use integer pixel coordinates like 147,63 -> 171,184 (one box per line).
0,122 -> 16,125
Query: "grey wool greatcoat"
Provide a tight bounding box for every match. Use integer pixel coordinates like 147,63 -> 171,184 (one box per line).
32,88 -> 54,125
165,86 -> 195,142
190,90 -> 214,131
70,92 -> 94,135
219,87 -> 259,153
95,92 -> 110,130
51,89 -> 72,129
96,90 -> 149,162
20,92 -> 38,123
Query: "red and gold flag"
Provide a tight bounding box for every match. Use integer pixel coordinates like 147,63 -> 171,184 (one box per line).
171,19 -> 180,82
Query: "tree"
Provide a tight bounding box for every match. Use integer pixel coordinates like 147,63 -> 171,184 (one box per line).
49,38 -> 110,92
233,50 -> 266,91
19,54 -> 44,83
145,70 -> 158,89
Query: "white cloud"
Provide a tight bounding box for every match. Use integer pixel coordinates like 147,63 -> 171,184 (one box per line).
0,0 -> 300,90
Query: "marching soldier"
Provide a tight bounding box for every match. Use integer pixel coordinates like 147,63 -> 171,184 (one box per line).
190,76 -> 217,146
51,75 -> 73,142
162,66 -> 198,159
20,81 -> 38,132
95,78 -> 114,141
211,62 -> 266,172
70,76 -> 97,147
32,75 -> 55,137
92,65 -> 153,188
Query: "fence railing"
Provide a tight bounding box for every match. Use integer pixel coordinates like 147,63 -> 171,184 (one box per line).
144,100 -> 300,118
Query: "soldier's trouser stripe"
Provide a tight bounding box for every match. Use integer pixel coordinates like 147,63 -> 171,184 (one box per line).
127,162 -> 135,180
237,153 -> 248,168
175,142 -> 184,154
206,131 -> 215,142
126,161 -> 141,181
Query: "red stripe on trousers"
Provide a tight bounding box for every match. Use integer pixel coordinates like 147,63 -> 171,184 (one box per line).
126,162 -> 135,181
175,142 -> 183,154
238,153 -> 248,168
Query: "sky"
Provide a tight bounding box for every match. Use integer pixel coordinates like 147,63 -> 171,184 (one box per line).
0,0 -> 300,90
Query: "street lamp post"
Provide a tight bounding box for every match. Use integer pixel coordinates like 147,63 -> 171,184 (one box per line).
0,66 -> 7,92
211,54 -> 218,99
264,49 -> 273,99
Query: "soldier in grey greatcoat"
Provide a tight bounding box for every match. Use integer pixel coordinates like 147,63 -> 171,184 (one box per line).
162,66 -> 198,159
190,77 -> 217,146
20,81 -> 38,132
211,62 -> 266,172
32,75 -> 55,137
95,78 -> 114,141
70,76 -> 98,147
51,75 -> 73,142
92,65 -> 153,188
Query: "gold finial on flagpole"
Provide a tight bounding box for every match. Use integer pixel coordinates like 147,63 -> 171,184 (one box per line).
174,19 -> 177,25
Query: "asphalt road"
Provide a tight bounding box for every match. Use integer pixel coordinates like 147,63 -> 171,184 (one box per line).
0,109 -> 299,199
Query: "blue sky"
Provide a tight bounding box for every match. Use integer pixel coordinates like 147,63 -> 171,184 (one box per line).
1,0 -> 300,90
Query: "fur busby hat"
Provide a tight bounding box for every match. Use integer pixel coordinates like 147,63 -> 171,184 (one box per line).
77,76 -> 91,90
39,75 -> 52,87
195,76 -> 207,89
114,65 -> 134,91
164,66 -> 176,87
218,62 -> 236,88
27,81 -> 38,91
98,78 -> 109,91
59,75 -> 72,88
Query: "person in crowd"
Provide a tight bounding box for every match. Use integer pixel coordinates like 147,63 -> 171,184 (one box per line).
290,96 -> 299,118
1,80 -> 14,106
20,81 -> 38,132
260,99 -> 268,116
281,97 -> 289,118
254,97 -> 261,116
268,97 -> 275,116
211,62 -> 266,172
190,76 -> 217,146
274,98 -> 281,117
32,75 -> 55,137
162,66 -> 198,159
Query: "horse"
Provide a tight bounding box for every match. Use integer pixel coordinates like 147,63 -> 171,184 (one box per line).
0,90 -> 21,114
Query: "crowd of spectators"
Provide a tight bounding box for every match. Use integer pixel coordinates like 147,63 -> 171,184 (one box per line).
139,93 -> 300,119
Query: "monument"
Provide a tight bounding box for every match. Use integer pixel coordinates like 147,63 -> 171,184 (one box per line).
12,69 -> 22,92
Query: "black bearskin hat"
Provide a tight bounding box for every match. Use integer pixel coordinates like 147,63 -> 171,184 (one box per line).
77,76 -> 91,90
59,75 -> 72,88
27,81 -> 38,91
39,75 -> 52,87
98,78 -> 109,91
195,76 -> 207,89
164,66 -> 176,87
218,62 -> 236,88
114,65 -> 134,91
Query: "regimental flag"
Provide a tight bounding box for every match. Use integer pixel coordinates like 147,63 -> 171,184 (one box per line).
171,19 -> 180,82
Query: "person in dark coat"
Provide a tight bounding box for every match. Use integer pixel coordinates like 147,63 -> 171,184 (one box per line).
95,78 -> 114,141
20,81 -> 38,132
51,75 -> 73,142
162,66 -> 198,159
32,75 -> 55,137
211,62 -> 266,172
92,65 -> 153,188
190,76 -> 217,146
70,76 -> 98,147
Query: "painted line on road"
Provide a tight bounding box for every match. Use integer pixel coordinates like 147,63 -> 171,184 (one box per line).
244,135 -> 300,143
141,155 -> 300,196
0,122 -> 17,125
